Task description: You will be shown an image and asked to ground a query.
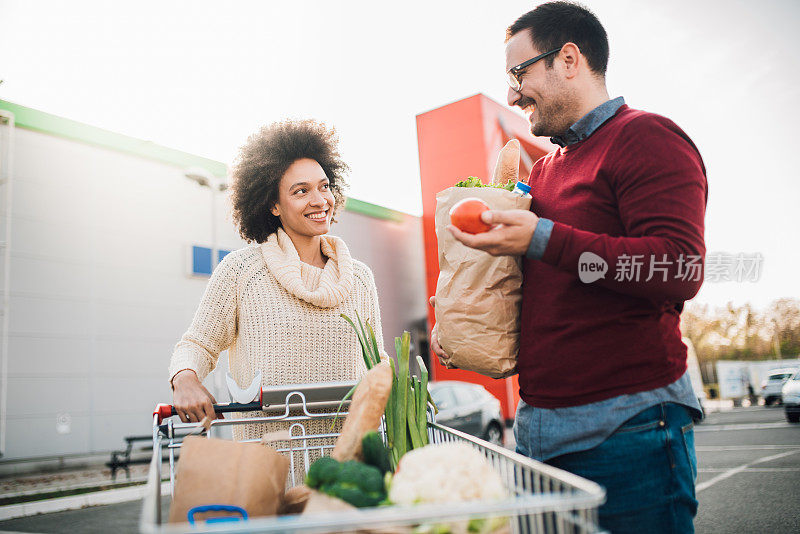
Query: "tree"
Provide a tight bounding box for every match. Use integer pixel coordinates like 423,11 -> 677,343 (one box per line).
681,298 -> 800,364
766,298 -> 800,357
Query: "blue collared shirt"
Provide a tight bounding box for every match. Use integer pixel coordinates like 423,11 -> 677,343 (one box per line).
516,96 -> 703,461
525,96 -> 626,261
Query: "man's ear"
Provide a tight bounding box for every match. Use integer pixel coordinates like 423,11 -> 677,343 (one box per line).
560,42 -> 581,79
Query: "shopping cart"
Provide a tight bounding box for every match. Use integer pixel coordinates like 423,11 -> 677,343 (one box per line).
141,382 -> 605,533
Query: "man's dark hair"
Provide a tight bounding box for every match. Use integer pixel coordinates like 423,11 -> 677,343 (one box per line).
230,119 -> 348,243
506,1 -> 609,77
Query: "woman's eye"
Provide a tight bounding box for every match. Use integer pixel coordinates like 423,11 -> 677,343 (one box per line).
294,188 -> 307,195
321,183 -> 330,190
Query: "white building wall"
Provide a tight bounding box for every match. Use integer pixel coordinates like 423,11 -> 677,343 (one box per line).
1,125 -> 426,460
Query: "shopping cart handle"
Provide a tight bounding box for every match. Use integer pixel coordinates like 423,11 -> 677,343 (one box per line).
153,396 -> 265,424
187,504 -> 248,525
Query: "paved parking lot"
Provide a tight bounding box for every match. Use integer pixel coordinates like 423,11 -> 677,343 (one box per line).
1,406 -> 797,533
694,406 -> 800,533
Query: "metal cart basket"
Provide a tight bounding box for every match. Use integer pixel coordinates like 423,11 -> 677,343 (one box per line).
141,383 -> 605,533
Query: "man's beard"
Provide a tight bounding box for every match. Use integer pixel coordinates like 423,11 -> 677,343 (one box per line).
521,92 -> 572,138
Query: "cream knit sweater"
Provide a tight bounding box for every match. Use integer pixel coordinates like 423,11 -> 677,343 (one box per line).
169,228 -> 385,451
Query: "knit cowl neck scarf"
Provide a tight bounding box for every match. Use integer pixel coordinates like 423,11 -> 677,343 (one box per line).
260,228 -> 354,308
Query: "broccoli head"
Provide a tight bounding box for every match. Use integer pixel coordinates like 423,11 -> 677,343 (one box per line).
362,431 -> 392,475
339,460 -> 385,494
306,456 -> 341,488
307,458 -> 387,508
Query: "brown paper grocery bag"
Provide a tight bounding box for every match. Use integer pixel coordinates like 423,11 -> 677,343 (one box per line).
434,186 -> 531,378
168,436 -> 289,524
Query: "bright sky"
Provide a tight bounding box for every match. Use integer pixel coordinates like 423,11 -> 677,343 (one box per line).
1,0 -> 799,308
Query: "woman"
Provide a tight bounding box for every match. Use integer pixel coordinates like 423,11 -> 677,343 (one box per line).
169,119 -> 385,455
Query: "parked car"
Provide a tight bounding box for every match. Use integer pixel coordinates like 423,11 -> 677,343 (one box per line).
781,370 -> 800,423
429,381 -> 505,446
760,368 -> 798,405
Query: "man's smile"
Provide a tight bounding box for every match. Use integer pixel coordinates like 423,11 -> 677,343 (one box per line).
525,102 -> 537,122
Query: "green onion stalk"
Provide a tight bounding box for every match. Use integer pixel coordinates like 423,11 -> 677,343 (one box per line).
340,312 -> 437,470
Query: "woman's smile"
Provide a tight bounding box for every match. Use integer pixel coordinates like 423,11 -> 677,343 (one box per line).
305,208 -> 329,221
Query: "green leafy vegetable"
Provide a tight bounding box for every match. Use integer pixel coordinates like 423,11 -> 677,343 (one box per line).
361,431 -> 392,475
306,457 -> 387,508
454,176 -> 515,191
305,456 -> 342,489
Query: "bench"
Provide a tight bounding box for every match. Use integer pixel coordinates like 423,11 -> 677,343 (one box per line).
107,435 -> 174,481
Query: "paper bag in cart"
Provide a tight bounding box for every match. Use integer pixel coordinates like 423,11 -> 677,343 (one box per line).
168,435 -> 289,524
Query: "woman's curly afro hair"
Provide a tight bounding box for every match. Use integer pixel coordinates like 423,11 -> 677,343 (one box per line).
230,119 -> 349,243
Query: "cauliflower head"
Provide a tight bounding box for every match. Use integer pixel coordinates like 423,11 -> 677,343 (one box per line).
388,443 -> 506,505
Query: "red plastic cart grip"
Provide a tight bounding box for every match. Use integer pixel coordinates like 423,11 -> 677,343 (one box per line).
154,403 -> 174,424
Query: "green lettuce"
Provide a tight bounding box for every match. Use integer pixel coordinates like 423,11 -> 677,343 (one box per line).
454,176 -> 515,191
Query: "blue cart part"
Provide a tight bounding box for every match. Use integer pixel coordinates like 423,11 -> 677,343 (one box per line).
187,505 -> 248,525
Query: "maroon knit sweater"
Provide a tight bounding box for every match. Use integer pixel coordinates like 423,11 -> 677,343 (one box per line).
519,105 -> 707,408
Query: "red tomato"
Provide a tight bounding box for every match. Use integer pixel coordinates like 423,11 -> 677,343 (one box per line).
449,197 -> 492,234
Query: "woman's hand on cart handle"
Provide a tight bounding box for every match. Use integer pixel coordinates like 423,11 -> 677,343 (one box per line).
171,370 -> 221,423
429,297 -> 458,370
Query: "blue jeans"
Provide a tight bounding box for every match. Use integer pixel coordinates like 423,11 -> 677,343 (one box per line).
537,403 -> 698,533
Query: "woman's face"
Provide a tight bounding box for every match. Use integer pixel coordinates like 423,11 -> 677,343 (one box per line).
271,158 -> 336,238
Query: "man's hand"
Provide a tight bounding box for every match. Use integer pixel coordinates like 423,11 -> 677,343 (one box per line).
448,209 -> 539,256
429,296 -> 456,369
171,370 -> 221,423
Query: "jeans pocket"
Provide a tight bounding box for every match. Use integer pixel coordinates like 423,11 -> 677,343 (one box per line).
681,421 -> 698,481
614,419 -> 663,434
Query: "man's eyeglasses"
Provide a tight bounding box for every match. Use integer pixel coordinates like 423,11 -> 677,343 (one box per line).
506,47 -> 562,92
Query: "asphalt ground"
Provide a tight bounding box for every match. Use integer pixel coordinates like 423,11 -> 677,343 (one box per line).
693,406 -> 800,533
0,406 -> 797,533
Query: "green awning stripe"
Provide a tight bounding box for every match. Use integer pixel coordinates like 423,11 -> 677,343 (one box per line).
344,197 -> 405,222
0,99 -> 227,177
0,100 -> 405,222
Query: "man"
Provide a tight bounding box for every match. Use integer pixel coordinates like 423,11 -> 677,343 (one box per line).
430,2 -> 707,532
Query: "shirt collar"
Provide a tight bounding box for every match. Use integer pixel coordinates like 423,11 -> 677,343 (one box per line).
550,96 -> 625,148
